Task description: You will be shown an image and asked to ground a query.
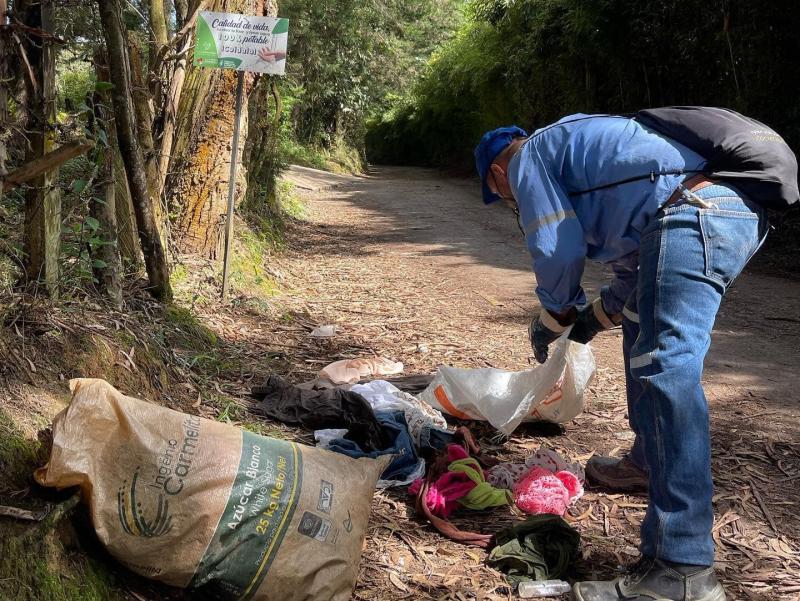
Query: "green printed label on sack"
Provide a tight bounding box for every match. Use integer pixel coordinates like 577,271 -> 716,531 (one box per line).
190,431 -> 303,598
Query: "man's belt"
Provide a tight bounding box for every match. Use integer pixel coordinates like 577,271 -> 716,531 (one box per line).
662,174 -> 717,210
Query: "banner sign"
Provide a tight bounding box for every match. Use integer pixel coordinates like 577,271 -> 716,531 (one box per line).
194,12 -> 289,74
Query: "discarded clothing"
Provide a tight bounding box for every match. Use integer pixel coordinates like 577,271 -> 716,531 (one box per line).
409,445 -> 511,518
486,462 -> 530,491
419,424 -> 455,454
411,440 -> 498,548
384,374 -> 435,395
488,447 -> 585,490
349,380 -> 448,449
320,357 -> 403,385
414,478 -> 493,548
449,457 -> 513,511
250,375 -> 390,451
514,468 -> 578,516
486,515 -> 580,584
325,410 -> 424,487
408,470 -> 476,518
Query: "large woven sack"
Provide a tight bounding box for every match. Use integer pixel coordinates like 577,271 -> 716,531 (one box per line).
36,378 -> 388,600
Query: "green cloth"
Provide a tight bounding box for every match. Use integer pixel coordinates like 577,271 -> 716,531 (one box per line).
448,457 -> 512,510
486,515 -> 580,584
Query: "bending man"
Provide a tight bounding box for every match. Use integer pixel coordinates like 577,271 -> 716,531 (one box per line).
475,115 -> 769,601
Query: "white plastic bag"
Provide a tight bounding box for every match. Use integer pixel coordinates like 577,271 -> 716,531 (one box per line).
419,336 -> 595,435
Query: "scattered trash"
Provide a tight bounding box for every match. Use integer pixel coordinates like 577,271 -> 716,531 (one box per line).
348,380 -> 448,449
419,337 -> 595,434
312,380 -> 453,487
251,375 -> 390,451
410,440 -> 509,547
320,357 -> 404,385
383,374 -> 434,395
486,515 -> 580,584
409,444 -> 511,517
319,410 -> 425,488
487,447 -> 586,490
518,579 -> 572,598
36,378 -> 389,601
449,452 -> 513,511
308,324 -> 337,337
486,447 -> 586,504
513,468 -> 582,516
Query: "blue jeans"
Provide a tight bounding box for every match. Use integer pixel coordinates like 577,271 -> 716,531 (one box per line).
620,184 -> 768,566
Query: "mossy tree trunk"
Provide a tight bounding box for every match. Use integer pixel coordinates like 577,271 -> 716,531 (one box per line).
165,0 -> 272,258
98,0 -> 172,301
91,57 -> 123,306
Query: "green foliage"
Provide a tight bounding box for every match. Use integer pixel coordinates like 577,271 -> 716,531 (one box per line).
279,0 -> 464,151
56,50 -> 95,113
368,0 -> 800,173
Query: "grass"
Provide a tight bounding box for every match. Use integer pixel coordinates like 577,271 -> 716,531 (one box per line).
0,409 -> 43,493
163,304 -> 219,348
280,137 -> 364,175
0,406 -> 122,601
229,225 -> 280,298
0,534 -> 122,601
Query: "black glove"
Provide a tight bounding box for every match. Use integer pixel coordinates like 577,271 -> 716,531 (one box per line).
529,309 -> 570,363
568,298 -> 621,344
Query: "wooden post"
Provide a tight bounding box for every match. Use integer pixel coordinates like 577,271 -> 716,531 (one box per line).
220,70 -> 244,301
22,0 -> 61,296
0,0 -> 9,179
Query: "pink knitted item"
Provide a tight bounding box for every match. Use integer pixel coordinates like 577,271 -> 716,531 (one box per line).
513,467 -> 570,516
555,470 -> 583,499
409,470 -> 477,518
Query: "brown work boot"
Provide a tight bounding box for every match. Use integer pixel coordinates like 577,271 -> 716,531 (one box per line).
585,454 -> 649,493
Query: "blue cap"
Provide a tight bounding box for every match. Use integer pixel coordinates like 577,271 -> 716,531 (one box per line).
474,125 -> 528,204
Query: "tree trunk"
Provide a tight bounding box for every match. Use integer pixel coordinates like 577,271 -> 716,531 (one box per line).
90,146 -> 123,307
165,0 -> 266,258
21,0 -> 60,296
114,146 -> 142,266
97,0 -> 172,301
91,57 -> 123,306
128,38 -> 163,219
243,76 -> 281,214
156,32 -> 191,197
241,1 -> 280,217
0,0 -> 9,179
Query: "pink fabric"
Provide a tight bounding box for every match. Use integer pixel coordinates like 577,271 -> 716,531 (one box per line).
409,471 -> 476,518
555,469 -> 583,498
446,444 -> 469,462
408,445 -> 479,519
513,467 -> 571,516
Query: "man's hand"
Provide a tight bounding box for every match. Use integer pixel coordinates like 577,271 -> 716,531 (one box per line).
529,308 -> 574,363
568,298 -> 621,344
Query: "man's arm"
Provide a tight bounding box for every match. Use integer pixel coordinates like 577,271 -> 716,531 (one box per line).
599,254 -> 638,317
514,144 -> 588,315
512,143 -> 587,362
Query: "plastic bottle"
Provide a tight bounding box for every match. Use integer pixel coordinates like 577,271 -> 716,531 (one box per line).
517,579 -> 572,598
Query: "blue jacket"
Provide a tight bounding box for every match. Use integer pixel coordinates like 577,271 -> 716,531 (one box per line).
507,114 -> 706,314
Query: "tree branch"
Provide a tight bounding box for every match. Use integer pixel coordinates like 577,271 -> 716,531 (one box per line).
1,139 -> 94,191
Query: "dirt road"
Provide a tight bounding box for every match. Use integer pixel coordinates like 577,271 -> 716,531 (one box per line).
282,165 -> 800,599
